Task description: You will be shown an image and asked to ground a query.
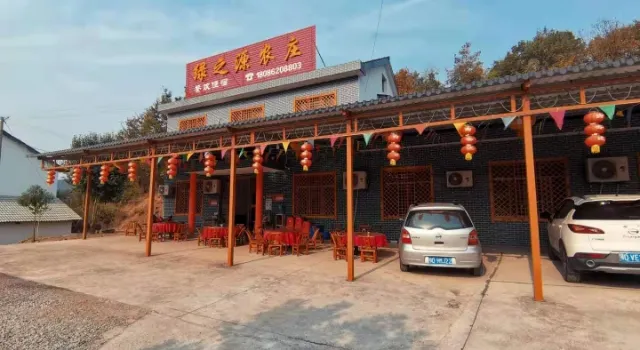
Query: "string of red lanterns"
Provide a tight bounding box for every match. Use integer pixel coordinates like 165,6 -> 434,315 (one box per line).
99,164 -> 110,184
127,161 -> 138,182
71,167 -> 83,186
300,142 -> 313,171
460,124 -> 477,161
204,152 -> 216,177
252,148 -> 263,174
46,170 -> 56,186
167,155 -> 179,179
386,132 -> 401,166
584,111 -> 606,154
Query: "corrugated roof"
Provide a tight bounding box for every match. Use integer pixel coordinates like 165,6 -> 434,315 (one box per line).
37,56 -> 640,159
0,196 -> 81,223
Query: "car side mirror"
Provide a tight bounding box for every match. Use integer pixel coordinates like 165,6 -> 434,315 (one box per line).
540,212 -> 552,221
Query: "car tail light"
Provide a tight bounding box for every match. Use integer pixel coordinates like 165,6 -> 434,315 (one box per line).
574,253 -> 609,259
568,224 -> 604,234
401,228 -> 412,244
468,230 -> 479,246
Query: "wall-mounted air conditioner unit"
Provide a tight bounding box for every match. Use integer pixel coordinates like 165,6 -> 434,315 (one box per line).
342,171 -> 367,190
446,171 -> 473,188
586,157 -> 630,183
158,185 -> 170,196
203,179 -> 221,194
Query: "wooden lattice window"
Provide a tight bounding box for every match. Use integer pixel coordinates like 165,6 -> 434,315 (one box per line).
229,105 -> 265,122
294,91 -> 337,112
178,115 -> 207,131
292,172 -> 336,218
489,158 -> 570,222
174,180 -> 204,215
381,166 -> 434,219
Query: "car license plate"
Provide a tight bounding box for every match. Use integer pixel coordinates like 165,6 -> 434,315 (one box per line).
620,253 -> 640,263
426,257 -> 455,265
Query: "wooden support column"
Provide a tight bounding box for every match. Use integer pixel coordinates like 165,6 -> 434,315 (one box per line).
82,170 -> 91,240
188,172 -> 197,234
145,151 -> 157,257
522,96 -> 544,301
346,122 -> 355,281
254,169 -> 264,233
227,143 -> 237,267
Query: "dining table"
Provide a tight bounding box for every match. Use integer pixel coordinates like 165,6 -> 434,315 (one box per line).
263,228 -> 304,246
354,232 -> 388,248
200,226 -> 244,245
152,222 -> 182,242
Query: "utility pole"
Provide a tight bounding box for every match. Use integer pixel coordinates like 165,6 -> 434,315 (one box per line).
0,116 -> 9,164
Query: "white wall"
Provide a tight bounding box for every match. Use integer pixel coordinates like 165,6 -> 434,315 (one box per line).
0,221 -> 72,245
358,64 -> 390,101
0,135 -> 56,197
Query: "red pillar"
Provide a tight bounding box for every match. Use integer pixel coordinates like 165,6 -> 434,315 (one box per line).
145,152 -> 157,257
254,170 -> 264,233
188,172 -> 197,233
346,122 -> 354,281
227,144 -> 237,267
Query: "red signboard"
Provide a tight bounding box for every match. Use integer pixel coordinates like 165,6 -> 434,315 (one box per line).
185,26 -> 316,99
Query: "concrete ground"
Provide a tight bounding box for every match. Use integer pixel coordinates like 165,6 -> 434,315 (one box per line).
0,236 -> 639,349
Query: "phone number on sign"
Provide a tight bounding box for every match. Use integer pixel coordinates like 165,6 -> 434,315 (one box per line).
256,62 -> 303,79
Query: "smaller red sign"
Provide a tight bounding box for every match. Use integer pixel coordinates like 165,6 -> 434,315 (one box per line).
272,194 -> 285,202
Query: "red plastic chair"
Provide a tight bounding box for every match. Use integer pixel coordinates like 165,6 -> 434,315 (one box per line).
286,217 -> 295,230
301,221 -> 311,234
294,217 -> 303,230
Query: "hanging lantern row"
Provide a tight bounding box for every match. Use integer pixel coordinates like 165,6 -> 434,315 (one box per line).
128,161 -> 137,182
584,111 -> 606,154
167,155 -> 179,179
252,148 -> 263,174
386,132 -> 401,166
204,152 -> 216,177
46,170 -> 56,186
300,142 -> 313,171
99,164 -> 110,184
71,167 -> 83,186
460,124 -> 477,161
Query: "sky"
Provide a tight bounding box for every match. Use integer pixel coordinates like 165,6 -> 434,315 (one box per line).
1,0 -> 638,153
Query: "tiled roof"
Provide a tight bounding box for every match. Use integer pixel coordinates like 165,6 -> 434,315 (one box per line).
37,57 -> 640,159
0,196 -> 81,223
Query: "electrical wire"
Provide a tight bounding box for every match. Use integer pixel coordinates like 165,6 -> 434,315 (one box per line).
363,0 -> 385,94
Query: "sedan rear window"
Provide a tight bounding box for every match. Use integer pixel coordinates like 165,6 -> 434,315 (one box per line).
573,200 -> 640,220
405,210 -> 473,230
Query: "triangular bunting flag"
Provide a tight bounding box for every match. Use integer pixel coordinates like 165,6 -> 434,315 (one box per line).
157,156 -> 164,164
186,152 -> 195,161
599,105 -> 616,120
501,117 -> 516,129
337,137 -> 345,149
549,110 -> 565,130
260,144 -> 267,155
363,133 -> 374,146
220,148 -> 228,159
453,122 -> 466,136
307,139 -> 314,147
290,142 -> 301,159
415,125 -> 427,135
282,141 -> 290,151
329,136 -> 339,148
238,148 -> 245,159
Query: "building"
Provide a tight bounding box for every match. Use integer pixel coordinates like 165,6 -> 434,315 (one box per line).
0,131 -> 80,244
34,26 -> 640,300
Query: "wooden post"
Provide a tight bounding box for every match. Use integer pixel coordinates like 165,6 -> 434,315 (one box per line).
254,169 -> 264,232
346,122 -> 355,281
82,170 -> 91,240
188,172 -> 197,234
522,96 -> 544,301
145,152 -> 157,257
227,143 -> 237,267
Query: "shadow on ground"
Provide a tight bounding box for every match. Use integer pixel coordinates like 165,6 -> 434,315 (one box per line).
548,260 -> 640,289
144,299 -> 428,350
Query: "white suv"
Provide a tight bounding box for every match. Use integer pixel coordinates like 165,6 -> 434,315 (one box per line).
543,194 -> 640,282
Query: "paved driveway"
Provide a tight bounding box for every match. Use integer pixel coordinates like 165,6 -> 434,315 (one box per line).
0,236 -> 639,349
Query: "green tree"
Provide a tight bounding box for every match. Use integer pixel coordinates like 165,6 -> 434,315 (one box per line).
587,19 -> 640,61
119,88 -> 175,139
447,42 -> 485,86
488,28 -> 586,78
418,68 -> 443,91
18,185 -> 55,242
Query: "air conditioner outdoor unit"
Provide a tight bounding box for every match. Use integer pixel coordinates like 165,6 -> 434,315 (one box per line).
342,171 -> 367,190
446,171 -> 473,188
586,157 -> 630,183
158,185 -> 170,196
203,179 -> 221,194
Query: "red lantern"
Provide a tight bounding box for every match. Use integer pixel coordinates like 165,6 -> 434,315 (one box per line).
71,167 -> 83,186
386,132 -> 402,166
204,152 -> 216,177
167,155 -> 179,179
460,124 -> 477,161
252,147 -> 263,174
127,161 -> 137,182
300,142 -> 313,171
584,111 -> 606,154
46,170 -> 56,186
99,164 -> 110,184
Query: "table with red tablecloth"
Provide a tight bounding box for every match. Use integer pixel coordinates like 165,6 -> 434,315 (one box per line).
200,226 -> 244,242
152,222 -> 180,234
339,233 -> 388,248
263,229 -> 304,246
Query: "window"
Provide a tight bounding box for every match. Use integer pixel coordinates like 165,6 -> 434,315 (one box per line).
381,74 -> 387,93
174,181 -> 204,215
381,166 -> 434,219
292,172 -> 336,218
405,209 -> 472,230
178,115 -> 207,131
294,91 -> 337,112
489,158 -> 569,222
553,199 -> 575,220
573,200 -> 640,220
229,105 -> 265,123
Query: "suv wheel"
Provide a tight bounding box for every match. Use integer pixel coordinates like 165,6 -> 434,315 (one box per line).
560,244 -> 582,283
400,261 -> 410,272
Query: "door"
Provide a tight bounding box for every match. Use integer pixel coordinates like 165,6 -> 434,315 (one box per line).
548,199 -> 574,251
404,209 -> 474,252
572,200 -> 640,252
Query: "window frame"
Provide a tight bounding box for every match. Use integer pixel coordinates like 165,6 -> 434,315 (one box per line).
229,104 -> 265,123
292,171 -> 337,219
178,115 -> 207,131
380,165 -> 434,220
174,180 -> 204,216
293,91 -> 338,112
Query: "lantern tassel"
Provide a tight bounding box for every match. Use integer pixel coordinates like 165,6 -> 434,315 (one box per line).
591,145 -> 600,154
390,159 -> 396,166
254,169 -> 259,174
465,153 -> 473,161
303,165 -> 309,171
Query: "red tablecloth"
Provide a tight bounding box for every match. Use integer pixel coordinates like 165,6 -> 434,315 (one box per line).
338,233 -> 388,248
200,226 -> 243,241
152,222 -> 180,234
263,229 -> 303,246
